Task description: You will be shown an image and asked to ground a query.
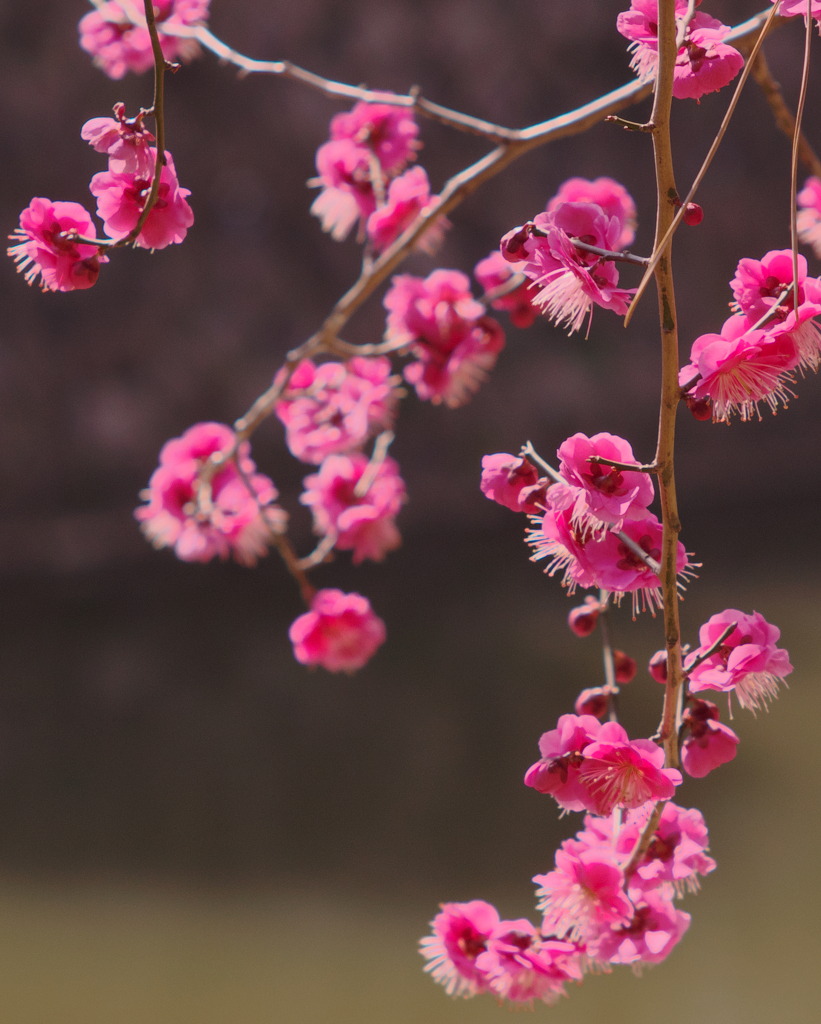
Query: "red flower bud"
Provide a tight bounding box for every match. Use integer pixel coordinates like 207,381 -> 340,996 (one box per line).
648,649 -> 668,684
612,649 -> 637,684
568,596 -> 601,637
683,202 -> 703,226
574,686 -> 609,719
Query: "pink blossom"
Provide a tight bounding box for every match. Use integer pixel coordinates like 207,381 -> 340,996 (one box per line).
275,357 -> 399,465
78,1 -> 209,80
528,509 -> 692,615
617,2 -> 743,101
797,176 -> 821,257
547,177 -> 637,249
89,149 -> 193,249
300,452 -> 405,564
384,270 -> 505,408
7,198 -> 106,292
479,453 -> 548,514
685,609 -> 793,712
419,900 -> 499,997
773,0 -> 821,27
500,203 -> 635,335
135,422 -> 283,566
329,100 -> 420,176
730,249 -> 821,372
679,313 -> 800,423
288,589 -> 386,673
555,432 -> 654,533
587,890 -> 690,966
623,801 -> 717,897
681,700 -> 740,778
535,845 -> 634,944
577,721 -> 681,817
476,921 -> 583,1005
524,714 -> 602,812
366,166 -> 449,254
309,139 -> 377,242
473,250 -> 541,329
81,104 -> 155,177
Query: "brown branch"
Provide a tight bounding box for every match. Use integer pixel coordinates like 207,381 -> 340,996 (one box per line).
623,801 -> 666,878
750,48 -> 821,179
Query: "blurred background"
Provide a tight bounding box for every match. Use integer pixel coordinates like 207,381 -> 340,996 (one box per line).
1,1 -> 820,1021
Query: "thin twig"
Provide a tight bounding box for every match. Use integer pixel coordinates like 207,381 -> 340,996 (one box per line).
569,238 -> 651,267
623,801 -> 666,878
682,621 -> 737,676
353,430 -> 396,497
587,455 -> 657,474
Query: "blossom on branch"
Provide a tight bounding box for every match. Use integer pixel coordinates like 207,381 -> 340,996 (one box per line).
288,589 -> 386,673
8,198 -> 106,292
546,177 -> 637,249
476,923 -> 583,1005
300,452 -> 406,564
135,421 -> 283,565
681,700 -> 740,777
587,889 -> 690,966
685,609 -> 793,712
479,453 -> 549,514
89,149 -> 194,249
473,251 -> 541,328
384,269 -> 505,407
797,176 -> 821,256
310,139 -> 377,242
275,357 -> 400,465
81,105 -> 155,177
329,100 -> 420,176
419,901 -> 499,998
365,167 -> 449,255
616,1 -> 743,101
78,0 -> 210,80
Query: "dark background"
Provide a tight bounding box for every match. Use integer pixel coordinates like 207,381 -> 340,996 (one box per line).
0,2 -> 819,1021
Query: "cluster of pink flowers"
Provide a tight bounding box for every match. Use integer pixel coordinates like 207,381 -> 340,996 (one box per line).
617,0 -> 744,100
8,107 -> 193,291
288,588 -> 387,673
78,0 -> 210,80
309,99 -> 447,252
134,421 -> 285,565
421,798 -> 716,1003
384,269 -> 506,407
680,250 -> 821,422
274,357 -> 400,465
500,177 -> 637,335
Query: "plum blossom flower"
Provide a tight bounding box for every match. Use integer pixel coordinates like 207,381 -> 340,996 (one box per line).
135,422 -> 283,565
773,0 -> 821,28
797,176 -> 821,257
534,845 -> 634,944
383,270 -> 505,408
587,890 -> 690,966
685,609 -> 793,712
679,313 -> 800,422
89,149 -> 194,249
730,249 -> 821,372
366,166 -> 449,255
81,104 -> 155,177
524,714 -> 603,812
500,201 -> 635,335
300,452 -> 406,564
528,508 -> 693,614
329,100 -> 420,176
275,357 -> 399,465
577,722 -> 681,817
419,900 -> 499,997
681,700 -> 740,777
473,250 -> 541,329
479,453 -> 549,514
552,432 -> 654,534
309,139 -> 377,242
78,0 -> 209,80
476,922 -> 583,1005
547,177 -> 637,249
288,589 -> 386,673
619,801 -> 717,897
8,198 -> 106,292
617,1 -> 743,101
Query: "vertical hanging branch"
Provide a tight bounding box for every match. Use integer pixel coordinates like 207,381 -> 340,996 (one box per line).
649,0 -> 684,768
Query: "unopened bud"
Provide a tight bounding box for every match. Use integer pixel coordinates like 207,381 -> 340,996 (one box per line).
568,596 -> 601,637
574,686 -> 609,720
612,649 -> 637,684
684,394 -> 712,421
683,202 -> 703,226
500,223 -> 533,262
648,649 -> 668,684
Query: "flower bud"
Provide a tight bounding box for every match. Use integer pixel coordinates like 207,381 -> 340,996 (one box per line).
684,394 -> 712,421
574,686 -> 609,719
683,202 -> 703,226
648,649 -> 668,684
568,596 -> 601,637
612,649 -> 637,684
